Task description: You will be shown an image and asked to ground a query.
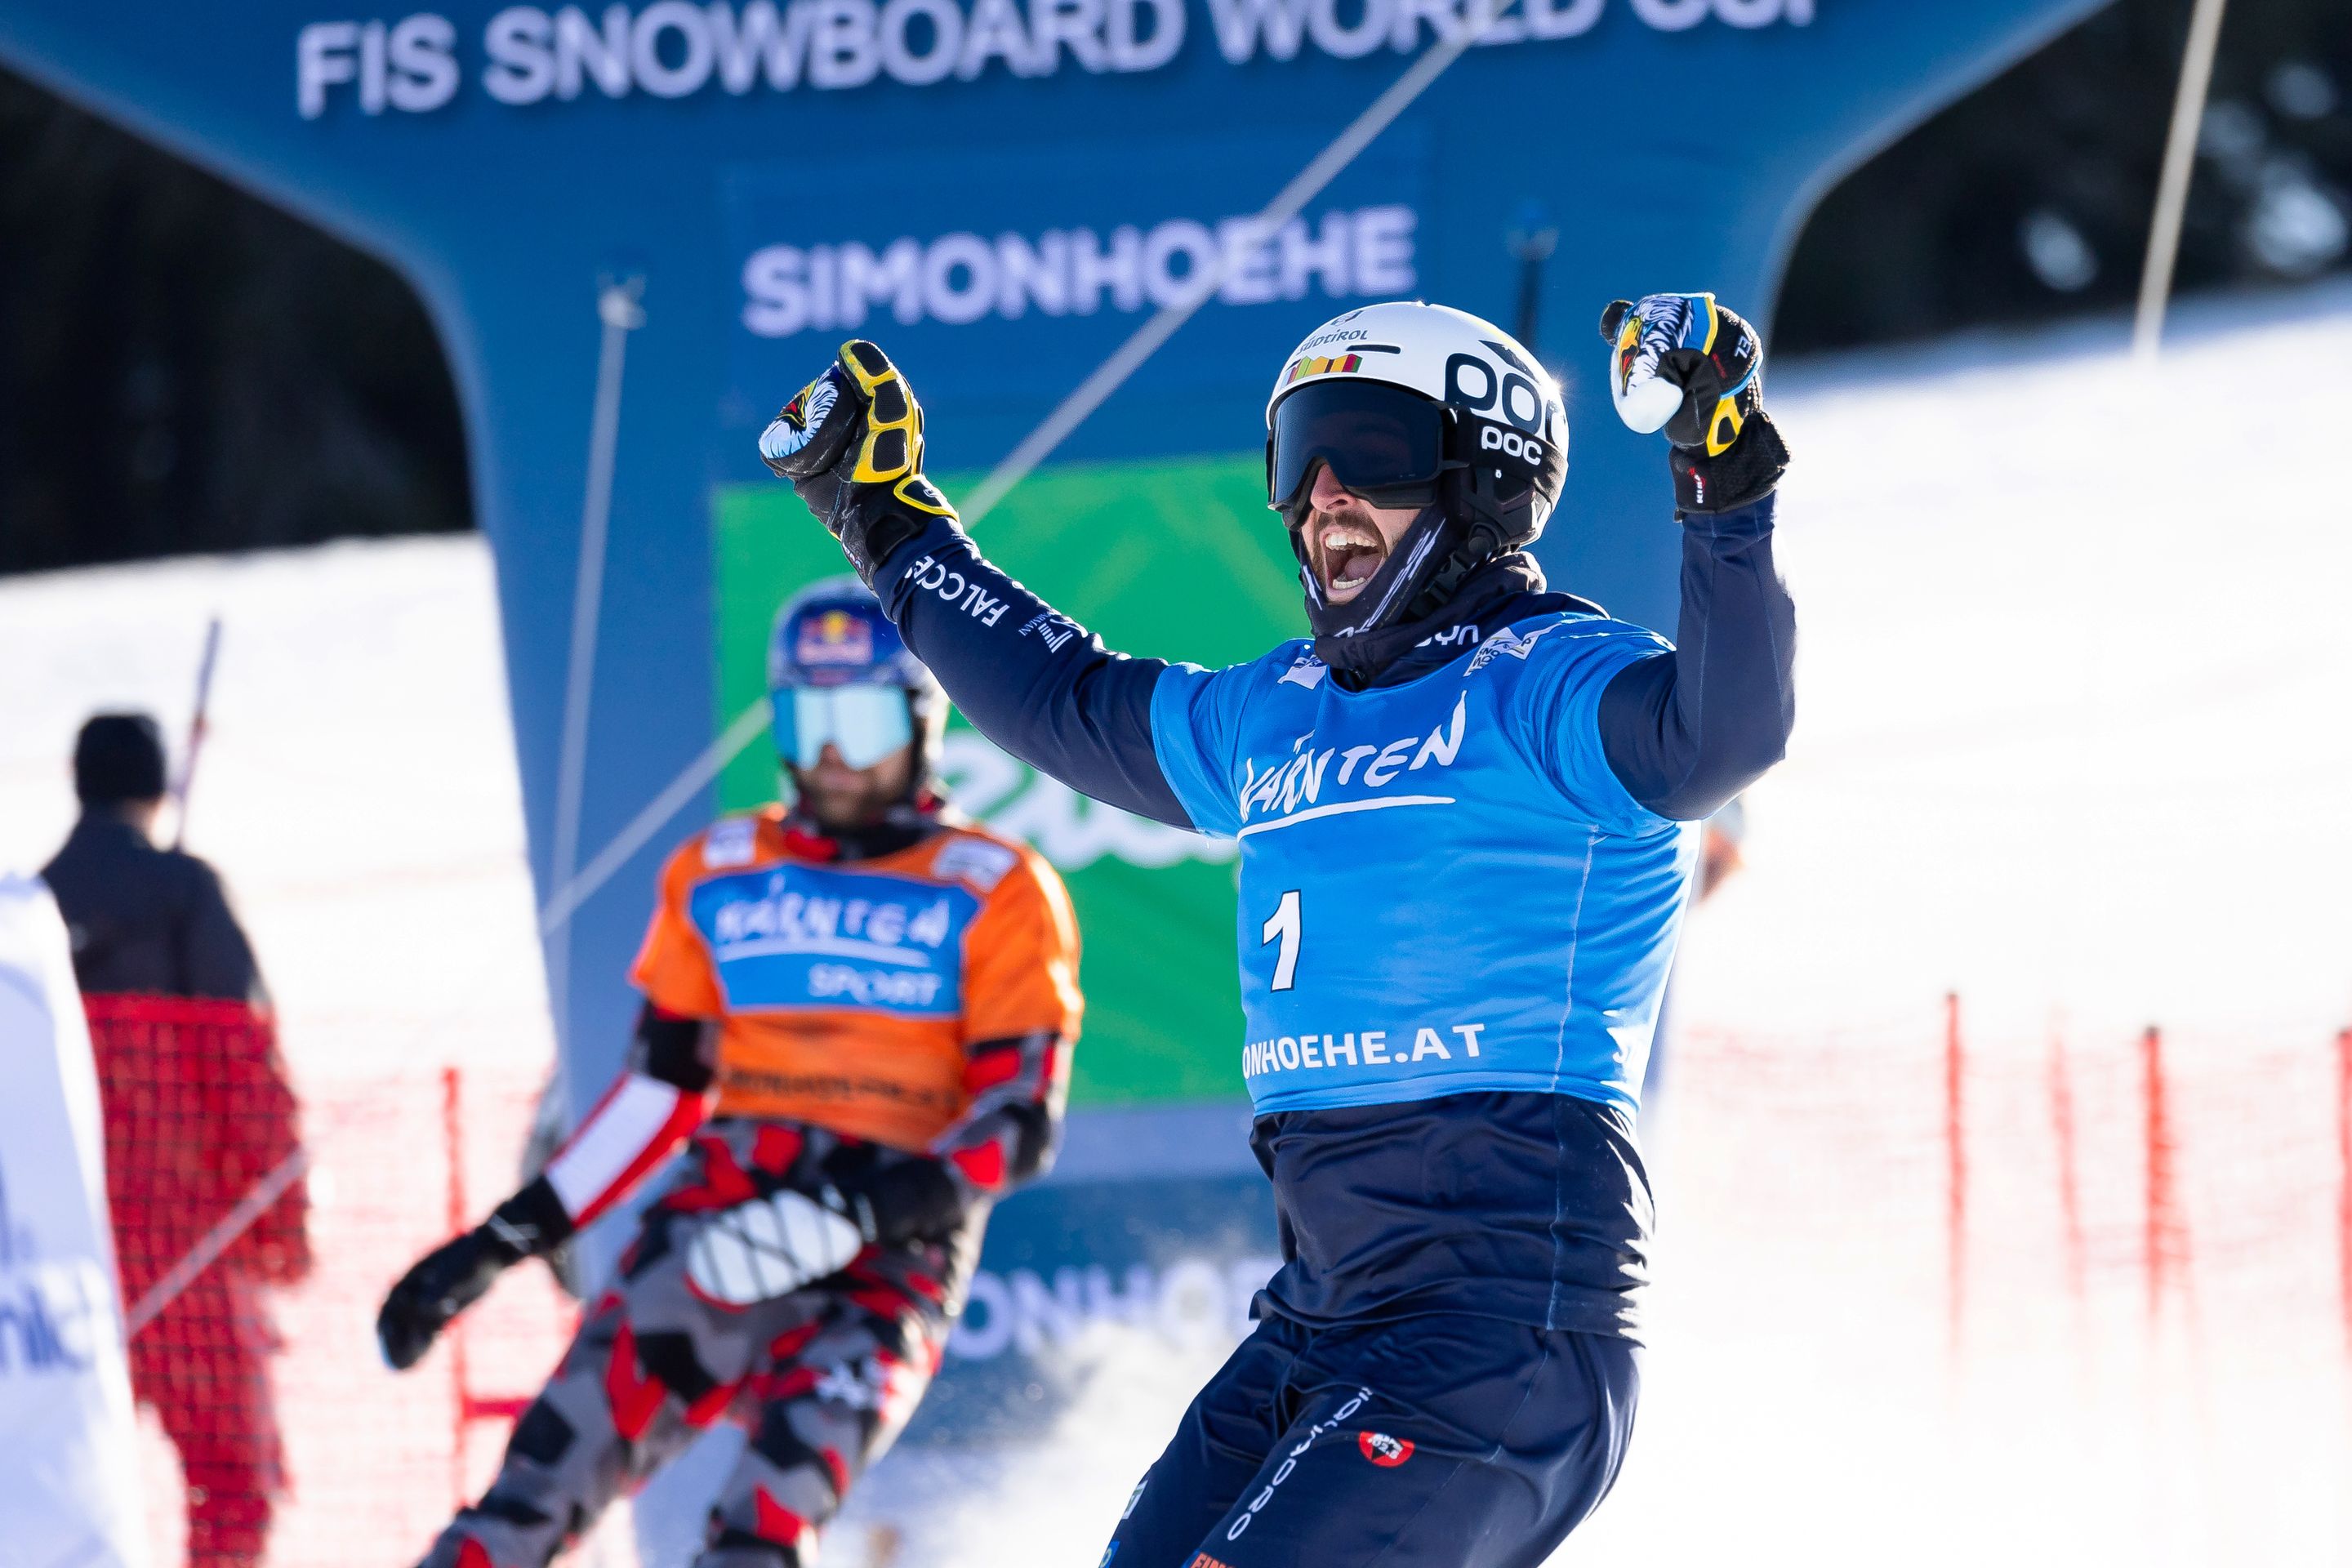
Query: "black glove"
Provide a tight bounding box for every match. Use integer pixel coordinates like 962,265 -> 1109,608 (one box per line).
817,1142 -> 965,1245
758,340 -> 959,585
376,1178 -> 568,1372
1599,293 -> 1790,515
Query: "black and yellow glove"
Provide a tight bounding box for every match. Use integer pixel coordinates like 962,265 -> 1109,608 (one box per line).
759,340 -> 958,584
1599,292 -> 1790,515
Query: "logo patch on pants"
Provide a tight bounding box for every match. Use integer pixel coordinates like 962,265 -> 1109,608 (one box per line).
1357,1431 -> 1414,1468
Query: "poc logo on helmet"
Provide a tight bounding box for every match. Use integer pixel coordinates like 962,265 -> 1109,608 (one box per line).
1444,350 -> 1550,435
1477,425 -> 1545,463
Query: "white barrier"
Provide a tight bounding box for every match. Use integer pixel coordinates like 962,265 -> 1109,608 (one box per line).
0,875 -> 149,1568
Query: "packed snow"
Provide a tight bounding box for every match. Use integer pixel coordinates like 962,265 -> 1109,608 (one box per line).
4,278 -> 2347,1566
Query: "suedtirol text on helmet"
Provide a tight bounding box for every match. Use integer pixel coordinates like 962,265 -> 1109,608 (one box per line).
1265,301 -> 1568,641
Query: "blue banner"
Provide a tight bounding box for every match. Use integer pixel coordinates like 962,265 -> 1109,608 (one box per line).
0,6 -> 2106,1449
724,131 -> 1428,425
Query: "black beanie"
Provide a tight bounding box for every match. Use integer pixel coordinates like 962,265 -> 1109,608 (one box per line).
74,712 -> 168,805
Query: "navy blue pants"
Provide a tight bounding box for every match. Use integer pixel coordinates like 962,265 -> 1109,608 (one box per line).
1102,1311 -> 1638,1568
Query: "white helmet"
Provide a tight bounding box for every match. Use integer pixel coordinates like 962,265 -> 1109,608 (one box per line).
1267,301 -> 1565,448
1264,302 -> 1570,635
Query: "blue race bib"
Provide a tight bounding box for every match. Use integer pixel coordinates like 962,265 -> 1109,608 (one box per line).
1151,613 -> 1697,1116
688,863 -> 980,1017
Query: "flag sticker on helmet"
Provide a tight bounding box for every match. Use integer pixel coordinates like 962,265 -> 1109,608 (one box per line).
797,608 -> 875,666
1285,352 -> 1361,381
1281,341 -> 1399,387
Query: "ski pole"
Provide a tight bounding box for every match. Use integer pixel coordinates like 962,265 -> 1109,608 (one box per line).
171,615 -> 223,851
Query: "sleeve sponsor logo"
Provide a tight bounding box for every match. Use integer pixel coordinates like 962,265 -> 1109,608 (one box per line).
902,555 -> 1013,628
1015,608 -> 1086,653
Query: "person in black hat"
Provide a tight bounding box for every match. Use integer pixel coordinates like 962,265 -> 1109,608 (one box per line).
43,710 -> 302,1568
40,710 -> 261,1003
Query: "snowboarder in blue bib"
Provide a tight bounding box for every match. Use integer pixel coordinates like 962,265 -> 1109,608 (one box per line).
761,292 -> 1795,1567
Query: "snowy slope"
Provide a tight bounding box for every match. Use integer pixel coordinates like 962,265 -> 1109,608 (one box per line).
1677,278 -> 2352,1049
0,536 -> 553,1083
1616,282 -> 2352,1567
3,278 -> 2347,1566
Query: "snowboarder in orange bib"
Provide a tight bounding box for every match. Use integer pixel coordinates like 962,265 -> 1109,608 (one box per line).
379,577 -> 1082,1568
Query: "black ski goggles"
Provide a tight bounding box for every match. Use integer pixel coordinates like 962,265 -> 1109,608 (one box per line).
1266,380 -> 1454,519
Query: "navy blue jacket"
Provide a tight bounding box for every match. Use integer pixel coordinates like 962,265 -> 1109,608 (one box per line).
42,812 -> 264,1004
868,497 -> 1794,1339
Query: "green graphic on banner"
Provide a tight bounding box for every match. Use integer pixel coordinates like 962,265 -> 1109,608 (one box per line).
713,454 -> 1302,1107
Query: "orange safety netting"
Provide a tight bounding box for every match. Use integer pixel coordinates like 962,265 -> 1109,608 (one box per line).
85,996 -> 574,1568
82,995 -> 2352,1566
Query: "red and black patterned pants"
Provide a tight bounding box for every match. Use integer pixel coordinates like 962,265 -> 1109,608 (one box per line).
421,1122 -> 956,1568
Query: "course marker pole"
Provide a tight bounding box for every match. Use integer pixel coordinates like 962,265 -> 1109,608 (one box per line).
547,278 -> 645,1049
1944,992 -> 1966,1356
2133,0 -> 2231,362
2047,1024 -> 2087,1308
169,616 -> 223,852
445,1065 -> 470,1509
2336,1027 -> 2350,1356
2140,1025 -> 2187,1320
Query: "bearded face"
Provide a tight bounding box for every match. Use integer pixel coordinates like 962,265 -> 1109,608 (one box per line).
1296,464 -> 1419,607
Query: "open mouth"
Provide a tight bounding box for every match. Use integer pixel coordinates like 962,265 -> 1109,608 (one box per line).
1315,516 -> 1389,599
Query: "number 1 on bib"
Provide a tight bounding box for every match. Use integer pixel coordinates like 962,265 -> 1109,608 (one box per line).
1262,889 -> 1301,992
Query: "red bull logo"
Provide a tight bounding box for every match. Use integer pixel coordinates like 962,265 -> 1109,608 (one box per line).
795,608 -> 875,667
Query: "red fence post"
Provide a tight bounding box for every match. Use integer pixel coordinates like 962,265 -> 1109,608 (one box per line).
443,1064 -> 467,1510
2140,1026 -> 2188,1322
2047,1027 -> 2087,1307
2336,1028 -> 2351,1359
1944,992 -> 1966,1356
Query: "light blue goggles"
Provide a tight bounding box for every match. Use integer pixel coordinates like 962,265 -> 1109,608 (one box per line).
772,686 -> 914,771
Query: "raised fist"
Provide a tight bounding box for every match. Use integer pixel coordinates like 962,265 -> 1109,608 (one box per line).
760,341 -> 957,583
1599,293 -> 1788,514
